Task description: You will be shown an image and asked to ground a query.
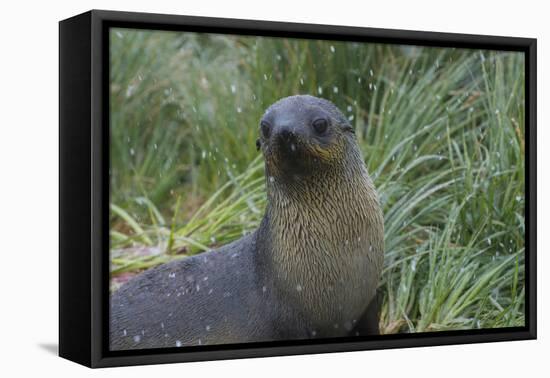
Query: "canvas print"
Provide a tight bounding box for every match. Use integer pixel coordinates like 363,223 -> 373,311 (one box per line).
108,28 -> 525,351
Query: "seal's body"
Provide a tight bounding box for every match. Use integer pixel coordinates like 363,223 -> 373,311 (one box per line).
110,95 -> 384,350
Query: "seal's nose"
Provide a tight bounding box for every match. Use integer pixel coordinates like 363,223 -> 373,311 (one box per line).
278,127 -> 294,143
274,126 -> 299,154
275,126 -> 298,151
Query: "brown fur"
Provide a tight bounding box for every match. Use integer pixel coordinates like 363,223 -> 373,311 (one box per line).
258,95 -> 384,335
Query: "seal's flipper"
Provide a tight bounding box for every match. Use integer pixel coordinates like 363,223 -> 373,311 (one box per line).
352,291 -> 381,336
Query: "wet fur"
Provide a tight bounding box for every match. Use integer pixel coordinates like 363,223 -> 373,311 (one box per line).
110,95 -> 384,350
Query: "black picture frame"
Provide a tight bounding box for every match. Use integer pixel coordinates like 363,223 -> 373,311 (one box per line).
59,9 -> 537,368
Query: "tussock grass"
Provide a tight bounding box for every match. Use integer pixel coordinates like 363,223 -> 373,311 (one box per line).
109,28 -> 525,332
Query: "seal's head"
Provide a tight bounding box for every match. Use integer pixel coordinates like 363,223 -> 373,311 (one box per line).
257,95 -> 356,178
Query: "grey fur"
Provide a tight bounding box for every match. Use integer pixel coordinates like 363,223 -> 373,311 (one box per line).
110,95 -> 384,350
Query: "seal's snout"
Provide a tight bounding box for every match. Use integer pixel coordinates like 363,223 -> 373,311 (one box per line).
276,127 -> 297,144
273,126 -> 301,156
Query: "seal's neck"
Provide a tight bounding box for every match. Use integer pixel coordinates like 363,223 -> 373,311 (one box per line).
258,147 -> 383,328
265,146 -> 374,225
264,153 -> 377,261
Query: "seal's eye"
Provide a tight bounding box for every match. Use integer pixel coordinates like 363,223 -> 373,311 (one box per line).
312,118 -> 328,135
260,121 -> 271,138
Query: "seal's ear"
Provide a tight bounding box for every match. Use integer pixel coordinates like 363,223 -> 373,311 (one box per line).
256,138 -> 261,151
342,124 -> 355,134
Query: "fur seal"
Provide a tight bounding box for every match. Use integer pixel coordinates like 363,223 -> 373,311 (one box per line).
110,95 -> 384,350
